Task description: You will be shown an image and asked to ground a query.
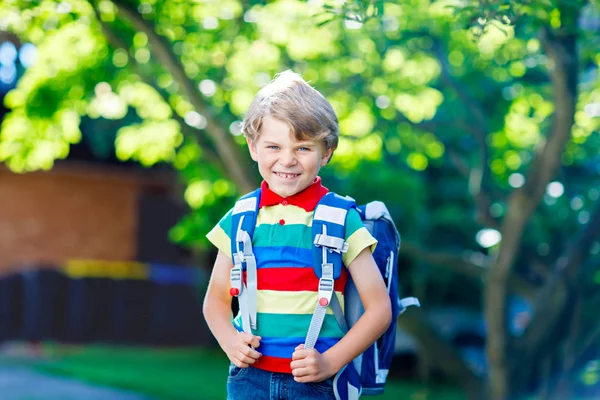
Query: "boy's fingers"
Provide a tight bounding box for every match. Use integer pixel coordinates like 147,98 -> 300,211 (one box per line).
239,332 -> 254,344
233,359 -> 249,368
292,367 -> 316,382
241,345 -> 262,360
250,336 -> 262,348
294,344 -> 304,350
237,352 -> 258,365
291,349 -> 308,360
290,359 -> 306,370
292,366 -> 310,377
239,333 -> 261,348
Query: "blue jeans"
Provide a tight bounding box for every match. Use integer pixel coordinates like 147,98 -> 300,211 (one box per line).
227,364 -> 336,400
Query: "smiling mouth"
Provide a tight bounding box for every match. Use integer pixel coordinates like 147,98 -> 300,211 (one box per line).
275,172 -> 300,179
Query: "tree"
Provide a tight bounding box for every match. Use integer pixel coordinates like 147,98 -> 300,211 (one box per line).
330,1 -> 600,398
1,0 -> 599,398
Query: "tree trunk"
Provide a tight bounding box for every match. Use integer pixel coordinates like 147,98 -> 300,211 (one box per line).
484,9 -> 580,398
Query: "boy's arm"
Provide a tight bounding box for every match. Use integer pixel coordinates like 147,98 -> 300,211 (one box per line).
203,250 -> 262,368
291,247 -> 392,382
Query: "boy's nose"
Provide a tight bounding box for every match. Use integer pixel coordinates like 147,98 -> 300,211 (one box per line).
279,151 -> 297,167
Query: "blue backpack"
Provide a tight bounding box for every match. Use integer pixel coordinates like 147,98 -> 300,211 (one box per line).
228,190 -> 419,399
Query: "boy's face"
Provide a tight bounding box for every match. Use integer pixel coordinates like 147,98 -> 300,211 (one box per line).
247,116 -> 333,198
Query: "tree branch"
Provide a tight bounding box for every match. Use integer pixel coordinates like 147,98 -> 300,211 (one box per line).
401,241 -> 539,300
401,241 -> 491,279
109,0 -> 259,194
484,8 -> 580,397
96,16 -> 224,171
395,110 -> 500,230
431,40 -> 498,229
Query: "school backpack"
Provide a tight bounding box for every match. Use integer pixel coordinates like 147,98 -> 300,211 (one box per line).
228,189 -> 420,399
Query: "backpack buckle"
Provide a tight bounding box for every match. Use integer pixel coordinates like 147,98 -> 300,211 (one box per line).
229,266 -> 242,297
314,234 -> 348,254
317,263 -> 335,307
317,277 -> 334,307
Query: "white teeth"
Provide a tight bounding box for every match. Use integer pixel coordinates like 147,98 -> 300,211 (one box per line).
277,172 -> 298,179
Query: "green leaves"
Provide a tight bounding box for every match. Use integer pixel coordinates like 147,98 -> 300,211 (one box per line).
115,120 -> 182,166
0,16 -> 108,171
0,109 -> 81,171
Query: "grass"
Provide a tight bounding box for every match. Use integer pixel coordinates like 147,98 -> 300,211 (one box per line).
34,344 -> 465,400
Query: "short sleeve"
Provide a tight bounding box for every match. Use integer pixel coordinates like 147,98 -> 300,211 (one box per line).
342,208 -> 377,266
206,209 -> 233,258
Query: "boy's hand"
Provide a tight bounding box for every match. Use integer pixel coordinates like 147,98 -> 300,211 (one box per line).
290,344 -> 336,383
226,332 -> 262,368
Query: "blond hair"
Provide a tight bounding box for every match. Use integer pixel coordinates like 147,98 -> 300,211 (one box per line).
242,70 -> 339,153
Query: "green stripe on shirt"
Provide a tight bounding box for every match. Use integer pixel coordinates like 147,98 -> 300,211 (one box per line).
253,312 -> 345,338
253,224 -> 313,249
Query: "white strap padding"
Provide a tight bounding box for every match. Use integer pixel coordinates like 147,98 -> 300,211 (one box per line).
314,204 -> 347,225
233,197 -> 257,215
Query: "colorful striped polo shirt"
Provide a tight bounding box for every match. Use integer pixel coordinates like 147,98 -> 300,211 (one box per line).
206,177 -> 377,374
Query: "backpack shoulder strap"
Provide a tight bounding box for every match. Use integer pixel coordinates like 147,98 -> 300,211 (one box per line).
230,189 -> 261,259
311,192 -> 356,279
305,192 -> 355,350
229,189 -> 261,333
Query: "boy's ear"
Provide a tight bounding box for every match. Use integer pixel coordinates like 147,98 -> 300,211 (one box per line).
246,137 -> 258,162
321,146 -> 334,166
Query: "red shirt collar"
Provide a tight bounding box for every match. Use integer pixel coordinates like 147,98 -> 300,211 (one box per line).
259,176 -> 328,212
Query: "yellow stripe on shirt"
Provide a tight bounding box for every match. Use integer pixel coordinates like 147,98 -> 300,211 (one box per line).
206,224 -> 231,258
256,290 -> 344,315
256,204 -> 314,226
343,228 -> 378,266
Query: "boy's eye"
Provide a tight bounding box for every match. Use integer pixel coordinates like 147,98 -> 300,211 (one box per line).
298,147 -> 311,152
267,145 -> 279,150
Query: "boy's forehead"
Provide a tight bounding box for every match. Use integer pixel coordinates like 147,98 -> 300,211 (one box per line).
259,135 -> 320,146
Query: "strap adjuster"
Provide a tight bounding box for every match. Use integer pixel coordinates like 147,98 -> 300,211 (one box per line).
314,234 -> 348,254
317,273 -> 334,307
230,266 -> 242,297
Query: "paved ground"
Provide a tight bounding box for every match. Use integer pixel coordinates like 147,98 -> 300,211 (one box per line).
0,365 -> 153,400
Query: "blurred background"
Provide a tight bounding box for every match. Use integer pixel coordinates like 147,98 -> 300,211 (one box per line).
0,0 -> 599,399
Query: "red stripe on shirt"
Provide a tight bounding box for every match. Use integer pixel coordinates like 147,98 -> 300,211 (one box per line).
253,355 -> 293,373
243,267 -> 347,292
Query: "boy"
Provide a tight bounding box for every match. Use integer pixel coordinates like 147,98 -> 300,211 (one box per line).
203,71 -> 392,399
